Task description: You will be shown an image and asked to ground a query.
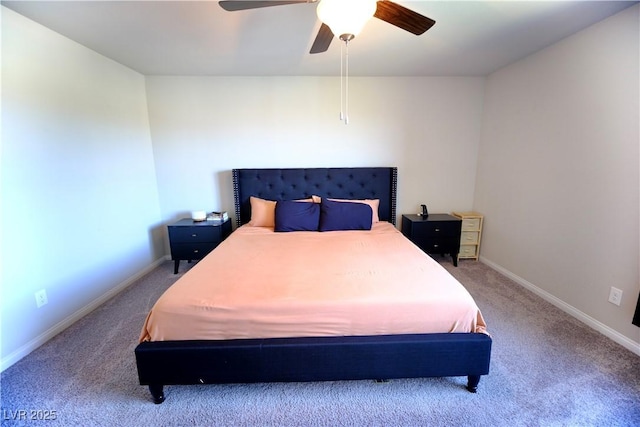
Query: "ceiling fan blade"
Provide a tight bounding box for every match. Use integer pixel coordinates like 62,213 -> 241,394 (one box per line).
219,1 -> 313,12
310,23 -> 334,54
374,0 -> 435,35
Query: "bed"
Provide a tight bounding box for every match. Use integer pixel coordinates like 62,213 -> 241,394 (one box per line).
135,167 -> 491,404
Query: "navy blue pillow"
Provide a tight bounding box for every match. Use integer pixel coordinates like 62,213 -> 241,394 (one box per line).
319,199 -> 373,231
274,201 -> 320,232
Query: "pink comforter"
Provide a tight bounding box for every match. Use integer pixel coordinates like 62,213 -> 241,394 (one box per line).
140,222 -> 487,342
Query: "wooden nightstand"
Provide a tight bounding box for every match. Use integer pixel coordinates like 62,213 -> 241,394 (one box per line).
168,218 -> 232,274
401,214 -> 462,266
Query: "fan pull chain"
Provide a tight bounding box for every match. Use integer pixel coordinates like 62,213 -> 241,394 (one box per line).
344,39 -> 349,125
338,39 -> 350,125
340,41 -> 344,122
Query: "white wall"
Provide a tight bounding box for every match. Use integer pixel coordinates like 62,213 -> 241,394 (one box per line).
0,7 -> 163,369
146,76 -> 485,224
474,5 -> 640,351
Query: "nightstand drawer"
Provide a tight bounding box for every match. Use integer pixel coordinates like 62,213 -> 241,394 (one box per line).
461,218 -> 481,231
411,236 -> 458,253
461,231 -> 479,244
170,242 -> 217,260
168,226 -> 218,243
414,221 -> 460,237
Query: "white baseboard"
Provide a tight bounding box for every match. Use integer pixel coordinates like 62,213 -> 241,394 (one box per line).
480,256 -> 640,357
0,257 -> 167,373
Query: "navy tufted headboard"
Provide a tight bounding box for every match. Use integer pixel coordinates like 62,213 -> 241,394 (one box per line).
232,167 -> 398,227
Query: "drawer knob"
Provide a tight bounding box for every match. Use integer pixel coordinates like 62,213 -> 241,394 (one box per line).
193,249 -> 199,253
192,234 -> 197,237
435,228 -> 440,232
433,244 -> 439,248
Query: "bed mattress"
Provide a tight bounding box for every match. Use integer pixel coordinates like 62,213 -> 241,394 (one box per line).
140,222 -> 487,342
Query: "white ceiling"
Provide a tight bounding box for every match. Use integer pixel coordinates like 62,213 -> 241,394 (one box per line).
2,0 -> 637,76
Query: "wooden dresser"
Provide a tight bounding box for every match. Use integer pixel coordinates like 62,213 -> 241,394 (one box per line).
451,211 -> 483,261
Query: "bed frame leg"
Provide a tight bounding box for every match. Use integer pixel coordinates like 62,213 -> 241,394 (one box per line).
149,384 -> 165,404
466,375 -> 480,393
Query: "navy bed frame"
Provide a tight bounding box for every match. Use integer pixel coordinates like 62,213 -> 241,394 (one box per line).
135,167 -> 491,404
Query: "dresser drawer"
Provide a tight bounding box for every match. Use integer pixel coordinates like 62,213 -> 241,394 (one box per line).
168,226 -> 218,243
170,242 -> 217,260
461,231 -> 479,245
461,218 -> 481,231
459,245 -> 478,258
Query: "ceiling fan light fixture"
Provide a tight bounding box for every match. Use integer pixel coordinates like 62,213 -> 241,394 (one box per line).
316,0 -> 377,41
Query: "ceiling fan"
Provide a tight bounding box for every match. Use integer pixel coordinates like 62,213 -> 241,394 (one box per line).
218,0 -> 436,54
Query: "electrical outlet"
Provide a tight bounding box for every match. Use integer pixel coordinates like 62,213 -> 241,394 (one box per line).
608,287 -> 622,306
35,289 -> 48,308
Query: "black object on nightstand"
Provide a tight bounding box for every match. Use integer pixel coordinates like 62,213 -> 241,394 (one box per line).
401,213 -> 462,266
168,218 -> 232,274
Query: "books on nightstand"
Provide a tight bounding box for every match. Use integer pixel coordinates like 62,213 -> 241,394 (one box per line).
206,211 -> 228,223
